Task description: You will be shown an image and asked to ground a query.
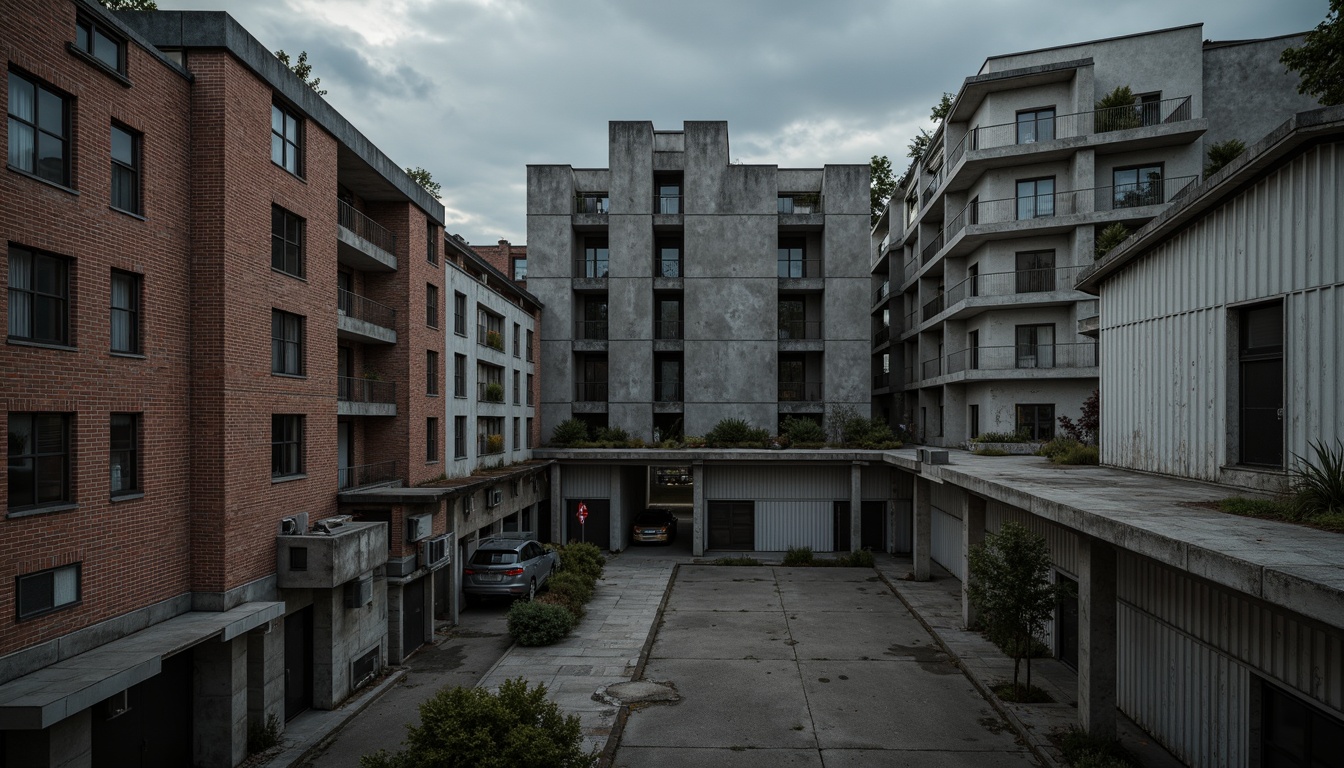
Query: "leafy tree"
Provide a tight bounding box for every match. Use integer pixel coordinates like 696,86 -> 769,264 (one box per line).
360,678 -> 597,768
1280,0 -> 1344,106
870,154 -> 896,226
905,92 -> 955,162
1205,139 -> 1246,177
405,166 -> 442,198
930,91 -> 954,122
98,0 -> 157,9
1057,389 -> 1099,445
274,50 -> 327,96
967,522 -> 1069,700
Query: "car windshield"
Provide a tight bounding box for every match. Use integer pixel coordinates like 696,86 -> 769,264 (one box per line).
471,549 -> 519,565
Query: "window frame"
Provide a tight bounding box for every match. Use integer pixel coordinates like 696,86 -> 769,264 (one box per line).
1015,403 -> 1055,441
581,237 -> 609,278
16,563 -> 81,621
6,412 -> 71,511
7,246 -> 70,347
513,323 -> 521,357
1015,107 -> 1056,144
656,237 -> 683,278
109,122 -> 141,214
271,205 -> 305,279
777,237 -> 806,278
271,414 -> 305,479
454,353 -> 467,398
426,224 -> 438,265
426,417 -> 439,463
1112,162 -> 1165,210
453,292 -> 467,336
110,269 -> 141,354
271,309 -> 305,377
426,350 -> 439,396
1014,250 -> 1056,294
1015,323 -> 1056,368
1015,176 -> 1056,220
75,15 -> 126,74
7,70 -> 71,187
270,101 -> 303,177
1237,301 -> 1284,468
453,415 -> 467,459
511,256 -> 527,281
426,283 -> 439,329
109,412 -> 140,497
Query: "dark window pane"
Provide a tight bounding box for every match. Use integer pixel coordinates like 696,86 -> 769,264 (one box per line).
93,28 -> 120,70
37,88 -> 63,135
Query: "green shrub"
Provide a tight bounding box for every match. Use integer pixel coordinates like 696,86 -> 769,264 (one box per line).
972,448 -> 1011,456
594,426 -> 629,443
1037,437 -> 1081,459
782,546 -> 815,566
1095,222 -> 1131,258
359,677 -> 596,768
506,600 -> 575,647
546,570 -> 594,607
537,591 -> 585,622
1054,726 -> 1140,768
1205,138 -> 1246,176
551,419 -> 588,447
780,417 -> 826,445
971,429 -> 1032,443
842,549 -> 875,568
484,382 -> 505,403
1051,444 -> 1099,465
1094,85 -> 1141,132
705,418 -> 771,447
1290,439 -> 1344,518
841,416 -> 900,449
557,541 -> 605,580
714,556 -> 762,566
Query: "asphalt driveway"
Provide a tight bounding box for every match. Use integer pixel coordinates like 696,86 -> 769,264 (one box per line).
613,565 -> 1041,767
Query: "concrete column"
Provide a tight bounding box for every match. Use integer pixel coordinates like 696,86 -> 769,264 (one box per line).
849,463 -> 863,553
912,476 -> 932,580
960,493 -> 986,629
387,582 -> 406,665
610,464 -> 624,552
549,463 -> 562,542
1078,535 -> 1118,739
4,709 -> 91,768
193,636 -> 248,768
692,462 -> 705,557
247,623 -> 285,741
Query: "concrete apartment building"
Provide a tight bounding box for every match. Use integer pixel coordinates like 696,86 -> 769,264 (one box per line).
869,25 -> 1318,446
527,120 -> 871,442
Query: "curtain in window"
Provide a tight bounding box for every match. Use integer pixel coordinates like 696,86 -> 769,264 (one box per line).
8,250 -> 31,337
7,73 -> 34,169
111,274 -> 133,351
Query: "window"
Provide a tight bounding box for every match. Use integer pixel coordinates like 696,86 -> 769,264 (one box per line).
110,270 -> 140,353
580,297 -> 608,341
1260,679 -> 1344,767
656,176 -> 682,214
1137,92 -> 1162,127
426,284 -> 439,328
110,124 -> 140,214
8,71 -> 70,186
513,370 -> 521,405
271,310 -> 304,376
16,564 -> 80,620
1015,404 -> 1055,441
656,238 -> 682,278
526,418 -> 533,449
76,16 -> 125,73
1239,302 -> 1283,467
969,404 -> 980,440
526,373 -> 534,405
512,256 -> 527,281
270,102 -> 302,175
7,246 -> 69,345
477,363 -> 504,402
513,323 -> 521,357
526,329 -> 534,358
453,292 -> 467,335
1016,177 -> 1055,219
1112,164 -> 1164,209
454,353 -> 466,397
478,308 -> 504,349
656,355 -> 682,402
7,413 -> 70,509
426,224 -> 438,265
454,415 -> 467,459
1016,107 -> 1055,144
1015,324 -> 1055,368
656,297 -> 682,340
581,238 -> 609,278
778,238 -> 806,278
1015,250 -> 1056,293
271,415 -> 304,477
426,350 -> 439,395
779,299 -> 806,339
427,417 -> 439,462
478,417 -> 504,455
110,413 -> 139,496
271,205 -> 305,278
512,417 -> 520,450
577,355 -> 608,402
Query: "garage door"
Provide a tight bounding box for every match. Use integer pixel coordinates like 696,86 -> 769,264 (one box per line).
708,500 -> 754,550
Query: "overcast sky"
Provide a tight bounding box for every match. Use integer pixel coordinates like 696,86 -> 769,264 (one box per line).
163,0 -> 1327,245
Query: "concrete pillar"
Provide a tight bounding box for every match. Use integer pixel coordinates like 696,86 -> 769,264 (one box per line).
692,462 -> 705,557
849,463 -> 862,553
4,709 -> 91,768
610,464 -> 624,552
960,492 -> 986,628
387,582 -> 406,665
549,463 -> 562,542
193,636 -> 248,768
912,476 -> 932,580
1078,535 -> 1118,739
246,623 -> 285,741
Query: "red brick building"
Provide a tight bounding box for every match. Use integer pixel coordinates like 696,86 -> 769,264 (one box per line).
0,1 -> 479,765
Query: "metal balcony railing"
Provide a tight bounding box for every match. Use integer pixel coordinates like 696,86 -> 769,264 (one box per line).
337,199 -> 397,255
574,258 -> 609,278
337,288 -> 395,330
903,308 -> 918,333
778,259 -> 822,279
946,96 -> 1195,163
1094,175 -> 1199,212
903,256 -> 919,284
778,381 -> 822,402
874,325 -> 890,347
654,380 -> 682,402
777,194 -> 822,214
655,320 -> 683,340
575,382 -> 608,402
655,258 -> 682,278
920,231 -> 944,265
337,376 -> 395,404
656,194 -> 683,214
941,264 -> 1090,306
872,371 -> 891,389
873,281 -> 890,305
477,381 -> 505,403
921,355 -> 944,380
575,320 -> 608,341
921,166 -> 943,207
942,342 -> 1100,375
778,320 -> 822,340
575,193 -> 609,214
338,460 -> 397,490
922,292 -> 946,322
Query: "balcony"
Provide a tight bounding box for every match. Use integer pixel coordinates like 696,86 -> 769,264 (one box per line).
337,199 -> 397,272
575,382 -> 609,403
655,194 -> 683,215
921,292 -> 945,323
477,434 -> 505,456
654,320 -> 683,341
575,193 -> 610,214
777,260 -> 823,288
337,289 -> 396,344
920,231 -> 944,266
655,258 -> 682,279
338,460 -> 399,491
573,258 -> 609,282
872,281 -> 890,307
477,325 -> 505,352
874,325 -> 890,348
778,320 -> 821,341
906,342 -> 1099,387
276,520 -> 388,590
777,194 -> 821,214
477,381 -> 505,404
778,380 -> 822,402
574,320 -> 608,342
872,371 -> 893,390
654,380 -> 682,403
337,376 -> 396,417
921,166 -> 943,209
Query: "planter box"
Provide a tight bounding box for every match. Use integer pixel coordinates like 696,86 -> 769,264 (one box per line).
967,441 -> 1043,455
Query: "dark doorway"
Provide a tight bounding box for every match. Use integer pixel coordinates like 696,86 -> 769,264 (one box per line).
833,501 -> 851,552
1239,302 -> 1283,467
91,651 -> 192,767
861,501 -> 886,552
1056,573 -> 1078,670
433,565 -> 451,620
565,498 -> 610,550
403,577 -> 426,656
708,501 -> 754,550
284,606 -> 314,720
1261,679 -> 1344,767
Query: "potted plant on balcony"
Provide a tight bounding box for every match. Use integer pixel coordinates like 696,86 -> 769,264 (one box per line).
486,433 -> 505,454
486,330 -> 504,351
1094,86 -> 1143,132
485,382 -> 505,403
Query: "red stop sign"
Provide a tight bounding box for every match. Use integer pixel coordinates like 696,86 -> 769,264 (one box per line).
577,502 -> 588,524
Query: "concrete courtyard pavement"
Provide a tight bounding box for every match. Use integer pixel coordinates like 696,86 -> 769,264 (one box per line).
614,564 -> 1042,767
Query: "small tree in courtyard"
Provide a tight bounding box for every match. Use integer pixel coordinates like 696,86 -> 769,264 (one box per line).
967,522 -> 1069,700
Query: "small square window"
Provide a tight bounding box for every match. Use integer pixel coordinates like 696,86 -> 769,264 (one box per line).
110,270 -> 141,354
110,124 -> 141,214
271,414 -> 304,477
8,245 -> 70,345
270,102 -> 303,176
271,205 -> 305,278
8,71 -> 71,187
16,564 -> 81,620
110,413 -> 140,496
76,16 -> 125,73
271,309 -> 305,376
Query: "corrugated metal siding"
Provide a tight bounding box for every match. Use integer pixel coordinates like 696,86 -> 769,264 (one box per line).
930,482 -> 963,514
756,501 -> 833,551
1101,143 -> 1344,479
561,466 -> 611,499
862,467 -> 892,499
931,507 -> 964,580
704,465 -> 848,499
986,501 -> 1079,576
892,500 -> 913,554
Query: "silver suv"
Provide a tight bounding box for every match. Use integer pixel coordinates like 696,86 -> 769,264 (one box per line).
462,534 -> 559,602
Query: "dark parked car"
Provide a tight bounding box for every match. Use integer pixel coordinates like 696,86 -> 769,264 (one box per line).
632,508 -> 678,545
462,534 -> 559,602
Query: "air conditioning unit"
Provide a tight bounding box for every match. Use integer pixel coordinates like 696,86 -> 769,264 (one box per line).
919,448 -> 950,465
486,489 -> 503,508
344,574 -> 373,608
421,533 -> 454,569
406,514 -> 432,542
279,512 -> 310,536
